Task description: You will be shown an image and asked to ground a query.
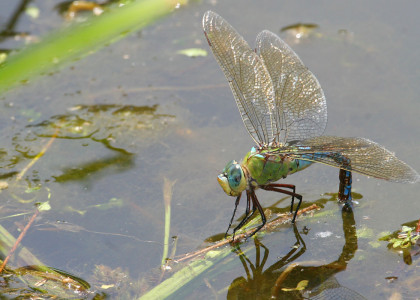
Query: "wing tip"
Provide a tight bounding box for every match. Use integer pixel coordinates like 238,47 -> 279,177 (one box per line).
202,10 -> 220,30
409,173 -> 420,184
390,167 -> 420,184
203,10 -> 213,19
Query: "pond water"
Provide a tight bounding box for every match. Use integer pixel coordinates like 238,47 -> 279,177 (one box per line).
0,0 -> 419,298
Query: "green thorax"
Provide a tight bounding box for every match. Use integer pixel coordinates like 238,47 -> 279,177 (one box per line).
241,147 -> 312,187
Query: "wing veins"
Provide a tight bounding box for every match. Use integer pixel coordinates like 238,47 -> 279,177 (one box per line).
270,136 -> 419,183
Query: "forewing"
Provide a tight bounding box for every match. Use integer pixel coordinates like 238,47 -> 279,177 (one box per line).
256,30 -> 327,145
203,11 -> 275,146
283,136 -> 419,183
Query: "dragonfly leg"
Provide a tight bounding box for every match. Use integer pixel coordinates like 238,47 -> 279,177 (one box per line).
261,184 -> 303,223
232,191 -> 256,239
262,183 -> 296,214
225,193 -> 242,238
248,191 -> 267,237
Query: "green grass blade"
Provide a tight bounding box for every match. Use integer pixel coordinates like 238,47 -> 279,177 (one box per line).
140,248 -> 232,299
161,178 -> 176,266
0,0 -> 184,94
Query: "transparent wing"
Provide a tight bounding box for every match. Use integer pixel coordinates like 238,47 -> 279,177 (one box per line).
256,30 -> 327,145
203,11 -> 275,146
279,136 -> 419,183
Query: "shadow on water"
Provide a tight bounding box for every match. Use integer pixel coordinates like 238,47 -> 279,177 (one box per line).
0,103 -> 173,184
227,210 -> 365,300
28,103 -> 174,152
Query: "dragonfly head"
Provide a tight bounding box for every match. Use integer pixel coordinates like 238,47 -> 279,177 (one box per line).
217,160 -> 247,196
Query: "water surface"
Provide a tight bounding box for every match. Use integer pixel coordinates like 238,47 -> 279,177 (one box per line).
0,1 -> 419,298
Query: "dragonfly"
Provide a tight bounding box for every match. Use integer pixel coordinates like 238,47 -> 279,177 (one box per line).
202,11 -> 419,238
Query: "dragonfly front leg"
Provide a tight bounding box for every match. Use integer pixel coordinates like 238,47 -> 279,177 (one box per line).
261,184 -> 303,223
225,193 -> 243,238
232,191 -> 256,238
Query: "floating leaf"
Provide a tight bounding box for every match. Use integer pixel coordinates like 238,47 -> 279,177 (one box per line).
177,48 -> 207,57
101,284 -> 115,289
25,6 -> 40,19
37,201 -> 51,211
401,226 -> 413,233
392,240 -> 402,248
356,227 -> 374,238
378,231 -> 392,241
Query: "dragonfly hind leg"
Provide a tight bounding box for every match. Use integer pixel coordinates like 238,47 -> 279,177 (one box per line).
261,184 -> 303,223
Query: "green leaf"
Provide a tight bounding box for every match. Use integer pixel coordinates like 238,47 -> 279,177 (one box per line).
392,240 -> 402,248
401,226 -> 413,233
282,280 -> 309,292
25,6 -> 40,19
296,280 -> 309,291
0,0 -> 185,94
177,48 -> 208,57
37,201 -> 51,211
356,226 -> 374,238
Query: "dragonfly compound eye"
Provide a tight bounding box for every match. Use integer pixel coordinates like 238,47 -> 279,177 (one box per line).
217,161 -> 247,196
227,164 -> 242,188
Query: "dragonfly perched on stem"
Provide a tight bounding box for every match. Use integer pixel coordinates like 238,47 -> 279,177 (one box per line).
202,11 -> 419,239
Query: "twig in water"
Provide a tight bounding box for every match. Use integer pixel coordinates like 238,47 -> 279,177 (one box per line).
174,204 -> 320,263
0,207 -> 39,272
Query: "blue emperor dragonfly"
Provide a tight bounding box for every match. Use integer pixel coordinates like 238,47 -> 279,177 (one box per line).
202,11 -> 419,238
